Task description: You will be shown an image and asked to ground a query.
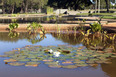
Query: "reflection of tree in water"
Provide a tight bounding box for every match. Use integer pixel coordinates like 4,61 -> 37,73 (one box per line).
0,32 -> 29,42
51,33 -> 116,52
27,34 -> 46,44
8,31 -> 20,38
101,59 -> 116,77
51,33 -> 84,45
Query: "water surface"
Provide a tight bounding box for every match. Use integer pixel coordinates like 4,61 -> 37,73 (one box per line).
0,32 -> 116,77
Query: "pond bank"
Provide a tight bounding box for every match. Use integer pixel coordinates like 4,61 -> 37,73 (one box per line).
0,23 -> 115,32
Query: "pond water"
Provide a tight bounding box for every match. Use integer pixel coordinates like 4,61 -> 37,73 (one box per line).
0,32 -> 116,77
0,16 -> 74,24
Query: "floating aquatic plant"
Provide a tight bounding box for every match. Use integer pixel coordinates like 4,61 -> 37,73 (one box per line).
0,45 -> 116,69
9,62 -> 25,66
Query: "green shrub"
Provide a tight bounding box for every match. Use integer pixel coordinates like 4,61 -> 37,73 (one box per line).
9,23 -> 19,31
27,22 -> 42,34
90,22 -> 102,32
46,6 -> 53,14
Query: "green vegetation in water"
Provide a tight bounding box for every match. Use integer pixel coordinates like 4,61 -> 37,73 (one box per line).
9,23 -> 19,32
0,45 -> 116,69
90,22 -> 102,33
8,32 -> 20,38
27,22 -> 46,35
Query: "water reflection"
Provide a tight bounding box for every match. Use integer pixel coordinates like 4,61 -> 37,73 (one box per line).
0,32 -> 115,52
101,59 -> 116,77
26,34 -> 46,44
0,16 -> 72,24
0,32 -> 116,77
51,33 -> 116,52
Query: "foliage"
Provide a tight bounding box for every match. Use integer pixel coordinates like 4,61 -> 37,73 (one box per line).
8,32 -> 20,38
46,6 -> 53,14
81,29 -> 91,36
105,34 -> 116,41
90,22 -> 102,32
9,23 -> 19,31
48,0 -> 92,10
27,22 -> 42,34
0,0 -> 48,13
1,45 -> 116,68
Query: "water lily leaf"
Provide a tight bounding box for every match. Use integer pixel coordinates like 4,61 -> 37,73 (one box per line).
43,59 -> 53,62
27,54 -> 37,59
95,61 -> 105,63
18,59 -> 30,62
78,56 -> 88,60
31,59 -> 40,61
4,51 -> 15,55
4,59 -> 17,62
25,62 -> 40,67
36,57 -> 43,61
86,60 -> 95,64
75,63 -> 88,67
89,64 -> 98,67
25,64 -> 38,67
73,61 -> 85,64
26,62 -> 40,65
44,62 -> 58,65
62,61 -> 73,64
13,56 -> 27,60
48,64 -> 61,68
0,55 -> 8,57
9,62 -> 25,66
62,65 -> 77,69
29,52 -> 39,54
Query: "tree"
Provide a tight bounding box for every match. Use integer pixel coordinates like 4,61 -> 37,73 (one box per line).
48,0 -> 92,10
105,0 -> 110,12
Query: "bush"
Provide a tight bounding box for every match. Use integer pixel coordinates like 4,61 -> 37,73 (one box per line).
90,22 -> 102,33
46,6 -> 53,14
9,23 -> 19,31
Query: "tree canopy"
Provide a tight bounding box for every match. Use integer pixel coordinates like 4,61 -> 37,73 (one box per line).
1,0 -> 112,13
0,0 -> 48,13
48,0 -> 92,10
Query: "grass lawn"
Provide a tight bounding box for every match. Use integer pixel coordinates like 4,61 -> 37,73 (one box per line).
76,13 -> 116,16
102,16 -> 116,19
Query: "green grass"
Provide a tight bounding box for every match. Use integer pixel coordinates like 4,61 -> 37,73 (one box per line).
102,16 -> 116,19
76,13 -> 116,16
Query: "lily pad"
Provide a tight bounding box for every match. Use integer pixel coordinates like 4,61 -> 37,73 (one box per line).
0,55 -> 8,57
9,62 -> 25,66
31,59 -> 39,61
62,65 -> 77,69
62,61 -> 73,64
44,62 -> 58,65
25,62 -> 40,67
18,59 -> 30,62
75,63 -> 88,67
4,59 -> 17,62
48,64 -> 61,68
4,51 -> 15,55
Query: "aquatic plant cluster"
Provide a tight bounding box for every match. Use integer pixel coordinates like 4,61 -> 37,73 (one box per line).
0,45 -> 116,69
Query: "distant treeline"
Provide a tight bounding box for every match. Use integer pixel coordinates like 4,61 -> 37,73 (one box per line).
0,0 -> 111,14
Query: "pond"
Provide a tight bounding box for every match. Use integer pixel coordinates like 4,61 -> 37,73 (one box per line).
0,16 -> 74,24
0,32 -> 116,77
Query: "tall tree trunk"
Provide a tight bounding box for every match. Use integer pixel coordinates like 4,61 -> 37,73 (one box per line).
105,0 -> 109,13
2,2 -> 5,14
11,5 -> 14,14
24,1 -> 28,13
20,2 -> 25,13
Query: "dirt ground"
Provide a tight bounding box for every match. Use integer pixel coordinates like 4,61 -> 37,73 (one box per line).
0,23 -> 115,33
